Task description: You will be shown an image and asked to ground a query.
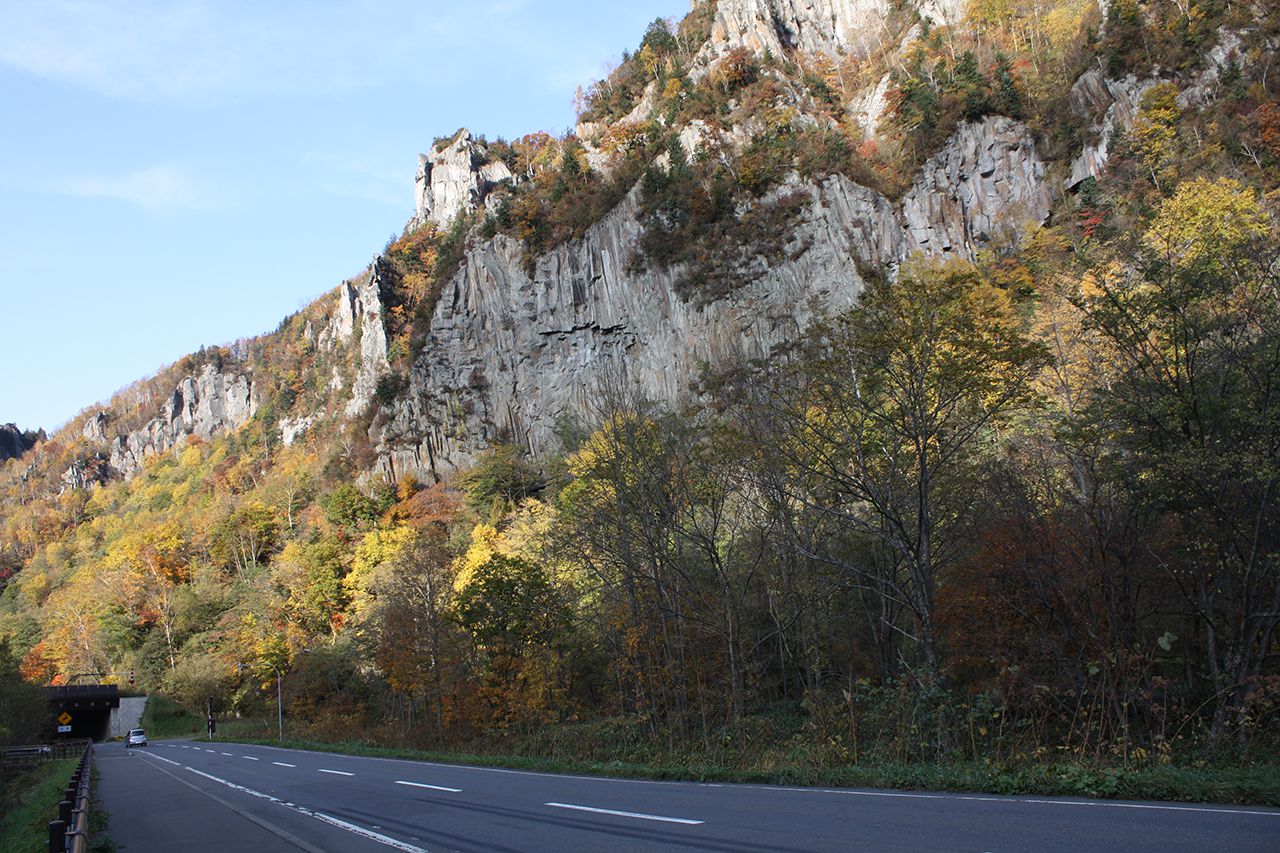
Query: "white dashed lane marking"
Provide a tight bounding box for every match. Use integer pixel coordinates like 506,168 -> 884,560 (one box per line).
144,757 -> 428,852
545,802 -> 703,825
394,781 -> 461,793
273,762 -> 296,768
318,769 -> 354,776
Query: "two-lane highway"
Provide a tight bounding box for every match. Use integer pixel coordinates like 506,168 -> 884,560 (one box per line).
96,739 -> 1279,851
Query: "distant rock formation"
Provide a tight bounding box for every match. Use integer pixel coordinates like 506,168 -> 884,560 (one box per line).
413,131 -> 512,229
0,423 -> 43,462
102,363 -> 258,477
693,0 -> 967,72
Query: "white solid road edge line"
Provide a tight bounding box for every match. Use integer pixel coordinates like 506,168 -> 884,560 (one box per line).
318,769 -> 355,776
545,802 -> 704,825
312,812 -> 426,852
395,780 -> 462,793
798,787 -> 1280,818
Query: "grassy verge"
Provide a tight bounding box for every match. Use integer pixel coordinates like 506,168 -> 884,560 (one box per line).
146,695 -> 1277,806
0,759 -> 77,853
87,765 -> 114,853
139,695 -> 203,739
213,734 -> 1280,807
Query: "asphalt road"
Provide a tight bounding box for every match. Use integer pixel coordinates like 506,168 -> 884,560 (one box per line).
95,739 -> 1279,852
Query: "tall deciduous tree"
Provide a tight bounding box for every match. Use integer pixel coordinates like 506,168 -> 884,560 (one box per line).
1080,178 -> 1279,739
769,257 -> 1047,672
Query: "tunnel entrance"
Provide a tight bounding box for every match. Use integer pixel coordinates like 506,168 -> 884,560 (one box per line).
45,685 -> 120,742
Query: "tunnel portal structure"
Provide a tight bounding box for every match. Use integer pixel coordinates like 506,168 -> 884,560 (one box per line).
46,684 -> 120,741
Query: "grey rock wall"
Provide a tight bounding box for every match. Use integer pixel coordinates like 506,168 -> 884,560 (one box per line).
901,116 -> 1052,256
1067,71 -> 1154,189
695,0 -> 892,70
106,364 -> 257,477
372,113 -> 1053,480
413,131 -> 512,229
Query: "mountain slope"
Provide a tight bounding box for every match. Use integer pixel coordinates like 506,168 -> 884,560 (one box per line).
1,0 -> 1277,779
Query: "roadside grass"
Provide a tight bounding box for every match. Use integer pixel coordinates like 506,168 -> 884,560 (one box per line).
88,765 -> 114,853
0,758 -> 77,853
149,695 -> 1278,806
139,695 -> 203,739
212,731 -> 1280,807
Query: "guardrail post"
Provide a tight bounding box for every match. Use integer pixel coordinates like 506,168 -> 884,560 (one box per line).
59,799 -> 72,825
48,819 -> 66,852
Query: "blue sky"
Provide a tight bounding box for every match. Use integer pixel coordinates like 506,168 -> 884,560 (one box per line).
0,0 -> 686,432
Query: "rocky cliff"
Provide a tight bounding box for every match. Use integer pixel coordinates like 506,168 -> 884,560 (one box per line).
373,111 -> 1050,480
90,363 -> 258,477
47,0 -> 1255,489
693,0 -> 967,69
378,172 -> 905,480
413,131 -> 512,229
313,0 -> 1074,479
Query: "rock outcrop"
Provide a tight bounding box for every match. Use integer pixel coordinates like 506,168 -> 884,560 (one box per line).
1067,70 -> 1154,188
343,266 -> 392,418
0,423 -> 42,462
375,109 -> 1057,480
107,364 -> 257,476
61,454 -> 108,491
316,266 -> 392,418
916,0 -> 968,26
696,0 -> 892,68
901,115 -> 1052,256
694,0 -> 969,74
375,174 -> 905,480
413,131 -> 512,228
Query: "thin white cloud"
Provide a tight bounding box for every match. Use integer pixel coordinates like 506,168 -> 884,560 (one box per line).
47,164 -> 231,212
0,0 -> 505,103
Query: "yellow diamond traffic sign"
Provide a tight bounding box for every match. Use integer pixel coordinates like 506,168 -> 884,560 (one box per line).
57,711 -> 72,726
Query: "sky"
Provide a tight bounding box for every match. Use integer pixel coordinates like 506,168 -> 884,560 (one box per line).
0,0 -> 687,433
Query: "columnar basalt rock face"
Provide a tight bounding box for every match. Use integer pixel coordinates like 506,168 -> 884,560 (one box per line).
413,130 -> 512,228
371,107 -> 1061,480
901,115 -> 1052,257
107,364 -> 257,476
376,174 -> 907,480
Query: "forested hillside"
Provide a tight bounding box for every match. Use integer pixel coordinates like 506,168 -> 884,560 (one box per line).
1,0 -> 1277,797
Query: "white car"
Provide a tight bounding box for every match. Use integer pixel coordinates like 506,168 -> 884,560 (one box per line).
125,728 -> 148,747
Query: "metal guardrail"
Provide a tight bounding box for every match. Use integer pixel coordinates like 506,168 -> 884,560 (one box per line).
0,744 -> 51,771
47,740 -> 93,853
0,740 -> 91,772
